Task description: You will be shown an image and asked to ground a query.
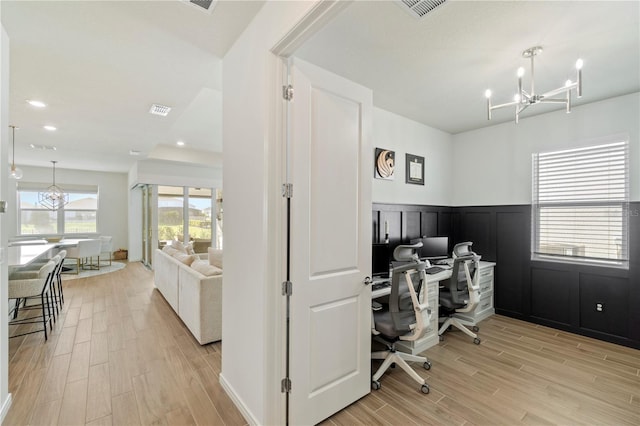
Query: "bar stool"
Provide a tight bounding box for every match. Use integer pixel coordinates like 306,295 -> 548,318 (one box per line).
8,260 -> 56,341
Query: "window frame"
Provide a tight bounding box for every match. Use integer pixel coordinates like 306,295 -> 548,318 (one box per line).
531,138 -> 630,268
17,185 -> 99,236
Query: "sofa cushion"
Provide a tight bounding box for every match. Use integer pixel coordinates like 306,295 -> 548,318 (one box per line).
208,247 -> 223,269
162,245 -> 181,256
191,260 -> 223,277
173,252 -> 198,266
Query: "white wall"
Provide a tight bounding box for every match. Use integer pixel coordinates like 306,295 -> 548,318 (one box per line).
222,1 -> 321,424
373,107 -> 453,206
451,93 -> 640,206
1,20 -> 11,423
7,166 -> 129,250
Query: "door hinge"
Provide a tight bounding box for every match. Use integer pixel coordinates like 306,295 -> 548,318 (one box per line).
282,183 -> 293,198
282,84 -> 294,101
282,280 -> 293,296
281,377 -> 292,393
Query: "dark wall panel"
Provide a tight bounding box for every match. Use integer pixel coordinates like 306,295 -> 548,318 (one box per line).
580,274 -> 630,337
403,211 -> 421,242
461,211 -> 494,261
531,268 -> 572,325
495,211 -> 528,314
421,212 -> 438,237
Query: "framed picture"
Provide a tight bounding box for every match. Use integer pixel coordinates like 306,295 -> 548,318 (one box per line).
405,153 -> 424,185
375,148 -> 395,180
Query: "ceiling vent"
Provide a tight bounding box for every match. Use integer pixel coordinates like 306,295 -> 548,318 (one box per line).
395,0 -> 448,19
182,0 -> 218,14
149,104 -> 172,117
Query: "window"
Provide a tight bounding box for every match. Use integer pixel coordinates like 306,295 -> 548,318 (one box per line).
18,185 -> 98,235
157,186 -> 219,252
532,140 -> 629,265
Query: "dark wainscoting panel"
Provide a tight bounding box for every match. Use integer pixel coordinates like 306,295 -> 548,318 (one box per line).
530,268 -> 573,326
373,202 -> 640,349
403,211 -> 422,242
579,273 -> 630,337
495,211 -> 529,315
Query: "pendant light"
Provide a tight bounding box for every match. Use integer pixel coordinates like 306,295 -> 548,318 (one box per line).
9,125 -> 23,180
38,161 -> 68,210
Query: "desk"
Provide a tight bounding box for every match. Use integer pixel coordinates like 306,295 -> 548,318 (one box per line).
372,261 -> 496,355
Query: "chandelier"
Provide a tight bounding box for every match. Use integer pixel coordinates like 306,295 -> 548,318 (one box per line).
39,161 -> 68,210
485,46 -> 583,123
9,125 -> 23,180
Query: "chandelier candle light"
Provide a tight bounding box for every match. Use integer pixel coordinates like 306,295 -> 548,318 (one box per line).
39,160 -> 68,210
485,46 -> 583,123
9,125 -> 23,180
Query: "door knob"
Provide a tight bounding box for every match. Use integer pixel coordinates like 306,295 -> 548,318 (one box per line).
363,276 -> 372,285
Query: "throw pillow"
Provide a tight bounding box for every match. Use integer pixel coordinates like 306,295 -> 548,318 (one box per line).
185,241 -> 195,255
208,247 -> 223,269
191,260 -> 223,277
171,240 -> 187,252
173,252 -> 198,266
162,246 -> 181,256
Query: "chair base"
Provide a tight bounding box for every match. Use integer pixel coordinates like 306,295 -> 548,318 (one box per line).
371,339 -> 430,393
438,315 -> 481,344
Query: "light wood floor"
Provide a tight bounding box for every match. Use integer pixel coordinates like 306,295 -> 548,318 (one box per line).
5,262 -> 640,425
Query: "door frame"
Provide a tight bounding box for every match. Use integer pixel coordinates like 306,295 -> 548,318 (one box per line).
269,2 -> 354,424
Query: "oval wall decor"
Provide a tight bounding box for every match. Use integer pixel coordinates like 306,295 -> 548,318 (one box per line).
375,148 -> 395,180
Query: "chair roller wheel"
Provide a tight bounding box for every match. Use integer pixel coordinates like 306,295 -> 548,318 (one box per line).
473,337 -> 481,345
472,326 -> 480,332
371,380 -> 381,390
421,384 -> 430,394
423,361 -> 431,370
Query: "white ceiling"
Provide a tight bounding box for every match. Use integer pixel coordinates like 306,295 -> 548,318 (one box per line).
296,0 -> 640,134
2,1 -> 639,175
2,0 -> 264,173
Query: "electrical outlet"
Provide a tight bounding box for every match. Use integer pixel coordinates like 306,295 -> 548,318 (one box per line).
596,303 -> 604,312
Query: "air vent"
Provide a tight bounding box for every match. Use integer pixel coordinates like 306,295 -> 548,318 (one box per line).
149,104 -> 171,117
395,0 -> 448,19
182,0 -> 218,14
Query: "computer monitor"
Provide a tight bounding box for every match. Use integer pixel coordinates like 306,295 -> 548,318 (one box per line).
410,236 -> 449,259
372,243 -> 391,277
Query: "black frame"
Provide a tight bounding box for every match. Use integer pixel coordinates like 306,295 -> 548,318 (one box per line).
405,153 -> 424,185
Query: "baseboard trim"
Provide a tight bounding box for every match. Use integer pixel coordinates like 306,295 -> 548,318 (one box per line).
219,373 -> 259,426
1,393 -> 12,423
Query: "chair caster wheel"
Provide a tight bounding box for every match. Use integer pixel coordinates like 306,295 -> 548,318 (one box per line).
421,384 -> 430,394
472,326 -> 480,332
391,362 -> 396,368
439,335 -> 444,341
372,380 -> 381,390
473,337 -> 481,345
423,361 -> 431,370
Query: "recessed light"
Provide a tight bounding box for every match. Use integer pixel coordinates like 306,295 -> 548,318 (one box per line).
27,100 -> 46,108
43,125 -> 57,131
29,143 -> 57,151
176,141 -> 185,147
149,104 -> 171,116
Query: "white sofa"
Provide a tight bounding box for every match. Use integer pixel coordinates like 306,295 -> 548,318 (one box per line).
153,248 -> 222,344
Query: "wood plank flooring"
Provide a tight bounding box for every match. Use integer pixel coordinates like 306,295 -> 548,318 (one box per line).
5,262 -> 243,426
5,262 -> 640,425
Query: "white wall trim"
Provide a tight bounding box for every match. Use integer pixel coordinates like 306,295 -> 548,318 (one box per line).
1,394 -> 12,423
219,373 -> 258,426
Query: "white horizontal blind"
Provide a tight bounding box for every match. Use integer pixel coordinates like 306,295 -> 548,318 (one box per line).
533,140 -> 629,263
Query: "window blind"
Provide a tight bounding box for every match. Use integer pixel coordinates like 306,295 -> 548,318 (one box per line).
533,140 -> 629,263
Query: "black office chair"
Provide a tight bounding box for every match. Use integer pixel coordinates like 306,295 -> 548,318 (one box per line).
371,243 -> 433,394
438,242 -> 482,344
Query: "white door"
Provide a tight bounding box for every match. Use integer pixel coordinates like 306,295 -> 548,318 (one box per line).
289,57 -> 372,425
